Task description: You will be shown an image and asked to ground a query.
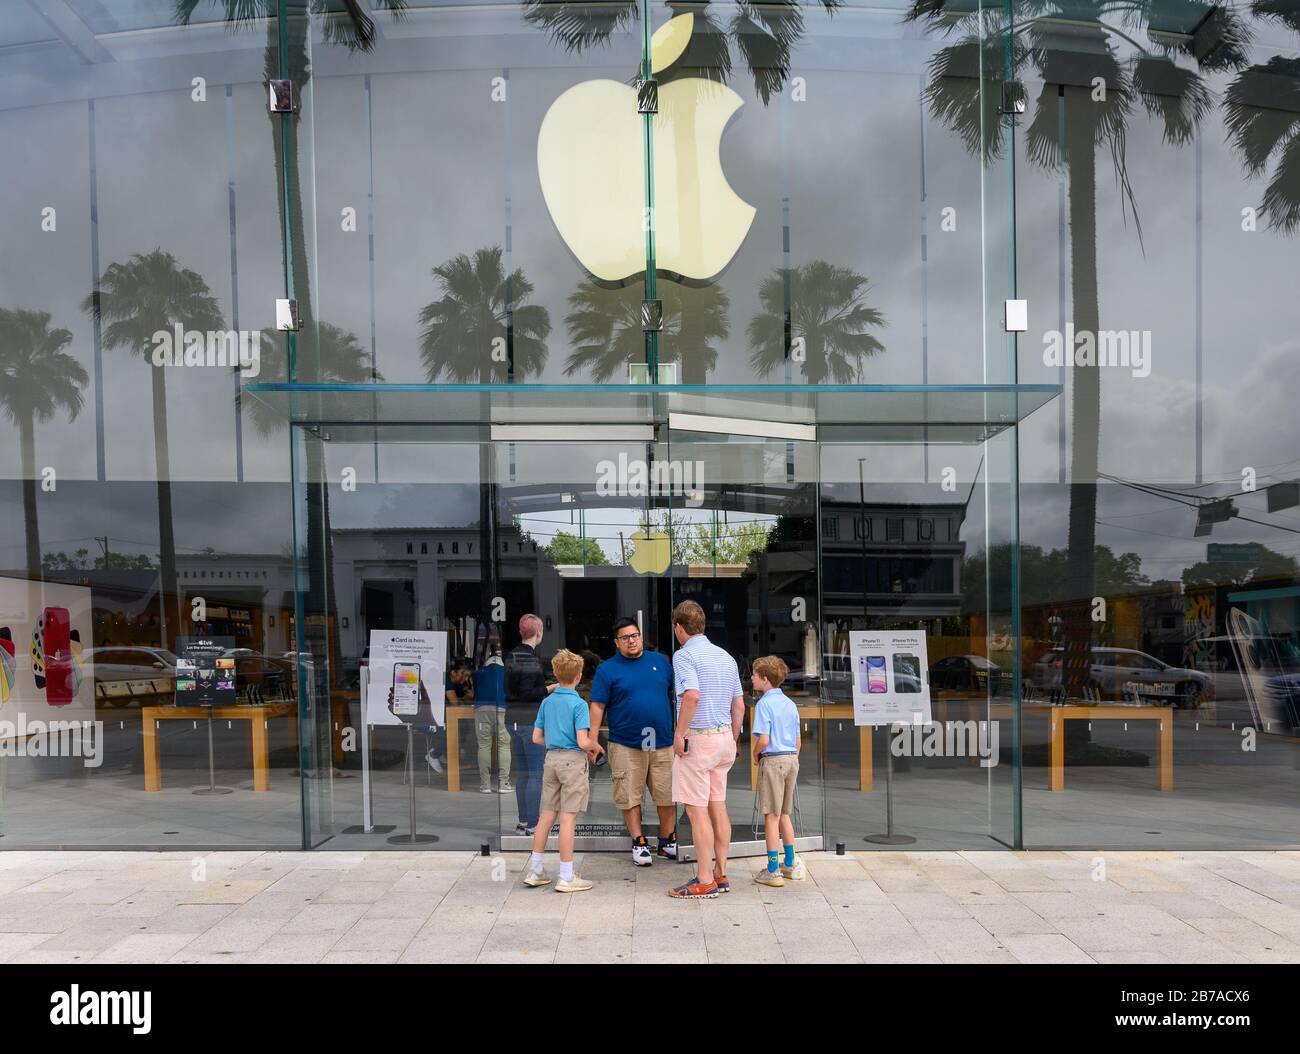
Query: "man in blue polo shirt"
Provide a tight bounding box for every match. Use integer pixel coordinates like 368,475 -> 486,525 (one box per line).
588,617 -> 677,867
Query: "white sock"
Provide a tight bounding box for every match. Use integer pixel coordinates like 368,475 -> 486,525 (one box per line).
529,852 -> 544,874
559,860 -> 574,882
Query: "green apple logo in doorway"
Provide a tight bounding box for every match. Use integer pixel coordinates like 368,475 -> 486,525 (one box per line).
537,13 -> 756,282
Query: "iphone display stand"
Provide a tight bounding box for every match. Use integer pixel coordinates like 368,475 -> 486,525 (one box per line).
387,722 -> 438,845
193,709 -> 234,796
865,728 -> 913,845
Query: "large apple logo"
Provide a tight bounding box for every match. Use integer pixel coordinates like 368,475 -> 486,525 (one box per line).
628,529 -> 672,575
537,13 -> 755,283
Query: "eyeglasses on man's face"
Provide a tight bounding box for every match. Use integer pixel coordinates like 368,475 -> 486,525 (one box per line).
615,632 -> 641,644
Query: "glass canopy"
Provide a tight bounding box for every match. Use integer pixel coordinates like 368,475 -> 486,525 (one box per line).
245,382 -> 1061,441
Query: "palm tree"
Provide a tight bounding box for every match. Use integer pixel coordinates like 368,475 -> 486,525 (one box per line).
83,249 -> 225,645
419,247 -> 551,629
0,310 -> 88,577
748,260 -> 885,384
907,0 -> 1244,699
521,0 -> 841,105
564,279 -> 727,383
1223,2 -> 1300,233
418,247 -> 550,382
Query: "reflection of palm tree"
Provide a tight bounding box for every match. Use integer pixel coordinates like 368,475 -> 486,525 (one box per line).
247,321 -> 379,431
748,261 -> 884,384
908,0 -> 1242,696
419,247 -> 551,627
83,249 -> 224,642
521,0 -> 841,105
177,0 -> 406,697
419,248 -> 550,382
564,280 -> 726,383
0,310 -> 88,577
1223,3 -> 1300,232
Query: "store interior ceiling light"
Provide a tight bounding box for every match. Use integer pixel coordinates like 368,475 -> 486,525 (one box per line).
667,412 -> 816,442
489,424 -> 655,442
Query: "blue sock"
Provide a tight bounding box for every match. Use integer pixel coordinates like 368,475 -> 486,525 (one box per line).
783,844 -> 796,867
767,850 -> 780,873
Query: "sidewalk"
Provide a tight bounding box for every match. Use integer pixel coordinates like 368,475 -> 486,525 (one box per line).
1,849 -> 1298,964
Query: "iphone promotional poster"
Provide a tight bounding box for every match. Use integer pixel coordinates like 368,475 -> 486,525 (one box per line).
849,630 -> 932,726
365,630 -> 446,728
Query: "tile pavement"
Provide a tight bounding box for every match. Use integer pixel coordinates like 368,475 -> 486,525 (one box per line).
0,849 -> 1297,964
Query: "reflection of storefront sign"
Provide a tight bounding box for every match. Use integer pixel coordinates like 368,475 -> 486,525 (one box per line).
408,538 -> 540,558
849,630 -> 932,726
175,636 -> 235,706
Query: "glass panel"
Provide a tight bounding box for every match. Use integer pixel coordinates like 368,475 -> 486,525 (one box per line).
296,427 -> 502,849
1014,2 -> 1300,847
665,433 -> 823,859
299,1 -> 644,388
0,2 -> 298,847
819,438 -> 1010,848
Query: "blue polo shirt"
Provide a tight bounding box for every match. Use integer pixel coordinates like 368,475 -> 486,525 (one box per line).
753,688 -> 800,755
471,662 -> 505,709
534,685 -> 590,751
589,651 -> 674,750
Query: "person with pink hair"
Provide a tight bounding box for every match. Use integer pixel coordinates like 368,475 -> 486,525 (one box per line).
505,612 -> 550,835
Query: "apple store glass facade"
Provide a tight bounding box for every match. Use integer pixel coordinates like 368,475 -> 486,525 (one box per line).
0,0 -> 1297,852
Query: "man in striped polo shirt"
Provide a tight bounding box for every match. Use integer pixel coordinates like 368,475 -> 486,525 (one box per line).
667,599 -> 744,900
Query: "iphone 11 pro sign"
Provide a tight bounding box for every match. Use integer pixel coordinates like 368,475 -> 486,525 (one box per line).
848,630 -> 932,727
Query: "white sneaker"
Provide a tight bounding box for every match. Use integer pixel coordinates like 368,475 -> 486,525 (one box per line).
479,783 -> 494,794
555,875 -> 593,893
780,854 -> 808,881
524,869 -> 551,888
497,778 -> 513,793
425,750 -> 444,774
631,840 -> 653,867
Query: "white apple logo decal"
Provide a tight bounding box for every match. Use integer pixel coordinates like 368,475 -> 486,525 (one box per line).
537,13 -> 755,283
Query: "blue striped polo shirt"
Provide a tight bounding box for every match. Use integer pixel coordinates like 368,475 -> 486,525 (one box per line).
672,633 -> 742,730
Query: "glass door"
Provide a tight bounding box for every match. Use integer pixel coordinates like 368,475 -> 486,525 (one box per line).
663,424 -> 823,854
818,432 -> 1020,850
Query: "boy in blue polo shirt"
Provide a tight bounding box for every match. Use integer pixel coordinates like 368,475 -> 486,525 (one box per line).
525,649 -> 603,893
750,655 -> 805,887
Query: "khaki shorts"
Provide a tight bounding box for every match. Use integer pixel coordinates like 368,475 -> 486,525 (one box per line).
541,749 -> 590,814
608,742 -> 674,810
757,754 -> 799,816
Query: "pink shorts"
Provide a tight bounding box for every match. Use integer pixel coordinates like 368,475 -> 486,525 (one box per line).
672,732 -> 737,807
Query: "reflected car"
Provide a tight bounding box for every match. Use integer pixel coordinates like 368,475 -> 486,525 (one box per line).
1032,646 -> 1210,707
85,646 -> 179,704
931,655 -> 1005,696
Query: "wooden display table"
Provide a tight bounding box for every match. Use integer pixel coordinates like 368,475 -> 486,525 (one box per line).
141,703 -> 295,792
1049,705 -> 1173,792
444,704 -> 477,793
746,702 -> 872,793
